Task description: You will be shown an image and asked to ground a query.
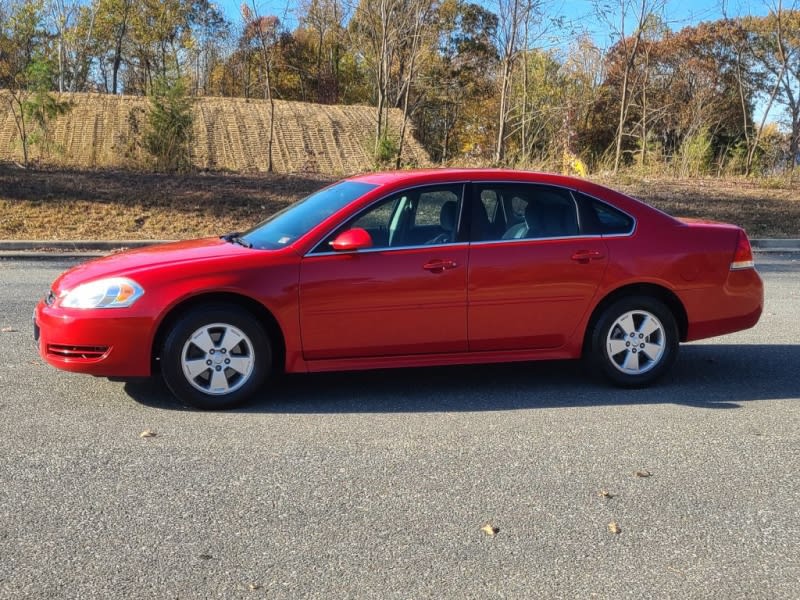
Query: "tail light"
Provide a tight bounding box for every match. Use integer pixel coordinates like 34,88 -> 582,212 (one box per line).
730,230 -> 755,270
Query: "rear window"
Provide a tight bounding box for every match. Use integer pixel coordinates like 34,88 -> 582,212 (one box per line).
579,194 -> 635,235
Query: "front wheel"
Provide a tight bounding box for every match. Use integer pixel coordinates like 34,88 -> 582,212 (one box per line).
160,305 -> 271,409
589,296 -> 679,387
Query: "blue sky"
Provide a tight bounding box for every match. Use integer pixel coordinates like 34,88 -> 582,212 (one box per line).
216,0 -> 770,47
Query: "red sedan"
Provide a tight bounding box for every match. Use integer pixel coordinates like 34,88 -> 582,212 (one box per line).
34,169 -> 763,409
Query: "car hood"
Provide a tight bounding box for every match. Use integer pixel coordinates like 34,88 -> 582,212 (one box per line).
52,237 -> 252,292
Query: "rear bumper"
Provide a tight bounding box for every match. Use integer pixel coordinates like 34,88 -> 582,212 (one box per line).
683,268 -> 764,341
34,301 -> 153,377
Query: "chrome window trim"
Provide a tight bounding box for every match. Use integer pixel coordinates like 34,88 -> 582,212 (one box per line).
470,180 -> 586,244
304,179 -> 638,256
309,241 -> 471,258
470,179 -> 637,239
468,234 -> 605,247
571,189 -> 637,238
306,181 -> 467,256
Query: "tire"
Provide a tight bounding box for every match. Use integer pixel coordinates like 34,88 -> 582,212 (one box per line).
160,305 -> 271,409
589,295 -> 679,388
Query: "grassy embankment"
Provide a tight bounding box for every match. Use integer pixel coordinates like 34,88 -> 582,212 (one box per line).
1,165 -> 798,240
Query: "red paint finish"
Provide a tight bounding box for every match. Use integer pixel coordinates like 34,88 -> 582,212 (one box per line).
299,246 -> 469,359
34,169 -> 763,385
467,238 -> 608,351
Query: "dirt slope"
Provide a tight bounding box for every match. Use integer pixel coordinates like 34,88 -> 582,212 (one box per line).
0,92 -> 430,174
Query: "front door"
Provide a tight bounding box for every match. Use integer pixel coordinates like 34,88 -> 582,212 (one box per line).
299,184 -> 468,360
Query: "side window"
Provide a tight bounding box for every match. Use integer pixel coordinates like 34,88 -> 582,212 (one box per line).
315,184 -> 463,252
352,196 -> 400,231
479,190 -> 499,224
473,184 -> 580,241
577,194 -> 634,235
413,189 -> 460,228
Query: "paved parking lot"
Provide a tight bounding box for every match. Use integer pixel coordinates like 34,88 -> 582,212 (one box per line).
1,254 -> 798,599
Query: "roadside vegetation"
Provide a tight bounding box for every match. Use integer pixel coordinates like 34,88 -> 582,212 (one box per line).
1,0 -> 799,176
0,0 -> 798,240
1,165 -> 798,240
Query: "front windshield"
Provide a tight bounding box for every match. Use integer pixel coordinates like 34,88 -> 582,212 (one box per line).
241,180 -> 378,250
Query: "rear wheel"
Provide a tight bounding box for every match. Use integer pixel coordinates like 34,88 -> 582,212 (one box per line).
590,296 -> 679,387
161,305 -> 271,409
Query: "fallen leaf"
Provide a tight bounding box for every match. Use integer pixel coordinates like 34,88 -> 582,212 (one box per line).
634,470 -> 652,478
481,523 -> 499,536
598,489 -> 614,498
608,522 -> 621,534
139,429 -> 157,438
1,327 -> 18,333
248,584 -> 261,591
198,554 -> 213,560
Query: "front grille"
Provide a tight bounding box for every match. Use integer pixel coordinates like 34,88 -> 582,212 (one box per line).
47,344 -> 109,360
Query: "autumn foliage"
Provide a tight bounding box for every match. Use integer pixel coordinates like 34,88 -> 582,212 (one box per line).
0,0 -> 798,176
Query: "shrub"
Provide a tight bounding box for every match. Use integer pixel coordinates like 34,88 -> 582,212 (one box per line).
675,128 -> 713,177
374,134 -> 398,167
144,77 -> 194,172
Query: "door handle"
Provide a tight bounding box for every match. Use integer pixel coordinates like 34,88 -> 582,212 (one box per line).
423,259 -> 458,273
571,250 -> 605,264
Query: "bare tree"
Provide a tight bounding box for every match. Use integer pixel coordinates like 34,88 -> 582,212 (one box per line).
243,2 -> 281,172
493,0 -> 527,163
395,0 -> 433,167
350,0 -> 414,158
744,0 -> 799,175
594,0 -> 665,173
300,0 -> 348,103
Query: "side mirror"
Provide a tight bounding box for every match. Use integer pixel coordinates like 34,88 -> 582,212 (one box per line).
330,228 -> 373,252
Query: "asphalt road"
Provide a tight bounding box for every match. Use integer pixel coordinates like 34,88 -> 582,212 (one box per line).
1,255 -> 798,599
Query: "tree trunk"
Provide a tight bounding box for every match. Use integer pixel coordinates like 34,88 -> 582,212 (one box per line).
613,43 -> 635,173
746,2 -> 788,176
495,57 -> 513,164
6,94 -> 29,167
494,0 -> 520,165
264,56 -> 275,172
374,0 -> 390,158
395,2 -> 425,169
111,23 -> 127,94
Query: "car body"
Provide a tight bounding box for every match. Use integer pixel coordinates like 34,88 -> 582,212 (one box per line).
34,169 -> 763,409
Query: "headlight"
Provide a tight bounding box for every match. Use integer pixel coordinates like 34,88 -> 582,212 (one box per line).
60,277 -> 144,309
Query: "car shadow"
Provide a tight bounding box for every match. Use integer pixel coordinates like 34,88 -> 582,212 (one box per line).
124,343 -> 800,413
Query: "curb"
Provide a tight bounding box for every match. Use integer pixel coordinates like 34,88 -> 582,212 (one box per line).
749,239 -> 800,251
0,240 -> 171,260
0,240 -> 172,251
0,239 -> 798,260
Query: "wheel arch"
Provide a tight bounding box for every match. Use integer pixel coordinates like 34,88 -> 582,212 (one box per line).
150,292 -> 286,375
582,283 -> 688,357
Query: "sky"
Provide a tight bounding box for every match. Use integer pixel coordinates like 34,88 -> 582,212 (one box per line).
215,0 -> 773,47
216,0 -> 782,125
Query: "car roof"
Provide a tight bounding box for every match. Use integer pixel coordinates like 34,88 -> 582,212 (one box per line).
344,168 -> 679,227
346,168 -> 586,188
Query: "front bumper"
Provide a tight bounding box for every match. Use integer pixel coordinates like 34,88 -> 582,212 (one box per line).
34,301 -> 154,377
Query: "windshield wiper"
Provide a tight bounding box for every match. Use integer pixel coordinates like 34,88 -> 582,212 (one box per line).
221,232 -> 252,248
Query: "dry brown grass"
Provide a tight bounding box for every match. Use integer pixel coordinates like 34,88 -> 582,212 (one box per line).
609,176 -> 800,238
0,166 -> 334,240
1,166 -> 797,240
0,92 -> 430,173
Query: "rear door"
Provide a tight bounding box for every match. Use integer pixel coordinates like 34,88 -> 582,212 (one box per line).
467,183 -> 609,352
